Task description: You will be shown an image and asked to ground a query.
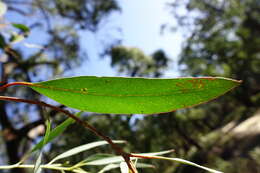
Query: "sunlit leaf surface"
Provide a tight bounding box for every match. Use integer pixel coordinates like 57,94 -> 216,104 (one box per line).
30,76 -> 241,114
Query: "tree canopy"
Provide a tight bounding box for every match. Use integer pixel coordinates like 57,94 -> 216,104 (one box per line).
0,1 -> 120,172
0,0 -> 259,173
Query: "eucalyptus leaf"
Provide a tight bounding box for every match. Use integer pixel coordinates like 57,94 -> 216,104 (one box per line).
85,150 -> 173,165
31,111 -> 82,152
120,162 -> 128,173
72,168 -> 89,173
49,140 -> 125,164
0,34 -> 6,49
98,164 -> 120,173
33,152 -> 42,173
12,23 -> 30,33
30,76 -> 241,114
142,156 -> 223,173
43,118 -> 51,147
98,162 -> 154,173
10,33 -> 25,44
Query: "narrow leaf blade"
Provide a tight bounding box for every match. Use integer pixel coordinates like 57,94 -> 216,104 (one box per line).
85,150 -> 173,165
143,156 -> 222,173
31,111 -> 82,152
120,162 -> 129,173
30,76 -> 241,114
98,162 -> 154,173
33,152 -> 42,173
49,140 -> 125,164
12,23 -> 30,33
42,118 -> 51,147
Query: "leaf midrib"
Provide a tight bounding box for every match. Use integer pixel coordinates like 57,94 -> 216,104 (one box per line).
32,83 -> 223,97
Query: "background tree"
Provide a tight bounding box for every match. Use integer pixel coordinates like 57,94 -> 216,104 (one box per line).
165,0 -> 260,172
1,0 -> 259,173
48,45 -> 171,173
61,0 -> 260,172
0,0 -> 120,172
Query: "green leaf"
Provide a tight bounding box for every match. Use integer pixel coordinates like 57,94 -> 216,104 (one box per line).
140,156 -> 222,173
42,118 -> 51,147
135,162 -> 155,169
29,76 -> 241,114
98,163 -> 154,173
12,23 -> 30,33
84,150 -> 173,165
120,162 -> 129,173
48,140 -> 125,164
33,151 -> 42,173
0,34 -> 6,49
31,111 -> 82,152
83,150 -> 221,173
98,164 -> 120,173
10,33 -> 25,44
32,119 -> 51,173
84,153 -> 115,163
72,168 -> 89,173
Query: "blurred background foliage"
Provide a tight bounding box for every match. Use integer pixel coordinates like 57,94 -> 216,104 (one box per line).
0,0 -> 259,173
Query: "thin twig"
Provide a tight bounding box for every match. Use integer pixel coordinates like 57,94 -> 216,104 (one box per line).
0,81 -> 137,172
0,95 -> 137,172
0,82 -> 32,90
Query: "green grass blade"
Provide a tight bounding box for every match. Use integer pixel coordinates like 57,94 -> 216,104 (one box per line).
31,111 -> 82,153
30,76 -> 241,114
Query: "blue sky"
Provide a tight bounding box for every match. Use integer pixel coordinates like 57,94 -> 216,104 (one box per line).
72,0 -> 183,77
4,0 -> 183,78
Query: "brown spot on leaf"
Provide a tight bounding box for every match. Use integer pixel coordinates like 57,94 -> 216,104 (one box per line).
80,88 -> 88,93
176,82 -> 185,88
202,77 -> 216,80
188,79 -> 205,89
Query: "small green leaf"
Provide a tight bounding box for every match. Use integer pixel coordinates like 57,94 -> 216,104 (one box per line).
98,163 -> 154,173
140,156 -> 222,173
33,120 -> 49,173
120,162 -> 129,173
31,111 -> 82,152
84,150 -> 173,165
71,168 -> 89,173
10,33 -> 25,44
0,34 -> 6,49
33,151 -> 42,173
29,76 -> 241,114
135,163 -> 155,169
48,140 -> 125,164
98,164 -> 120,173
84,153 -> 115,163
12,23 -> 30,33
42,118 -> 51,147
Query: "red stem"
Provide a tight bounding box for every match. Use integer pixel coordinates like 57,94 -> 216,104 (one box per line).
0,82 -> 32,90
